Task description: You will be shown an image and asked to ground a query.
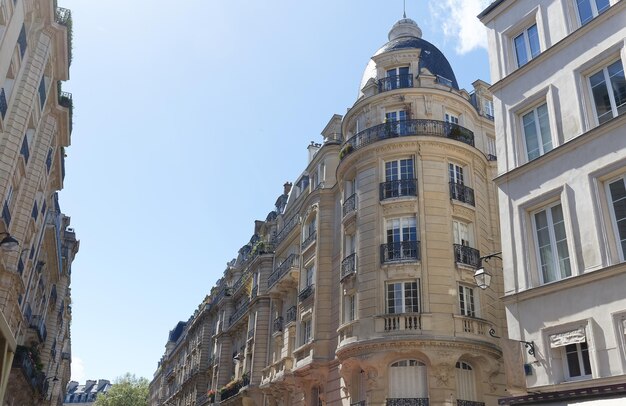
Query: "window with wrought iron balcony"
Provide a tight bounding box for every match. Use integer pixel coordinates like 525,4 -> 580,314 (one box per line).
448,163 -> 475,206
381,217 -> 420,264
378,66 -> 413,93
381,157 -> 417,201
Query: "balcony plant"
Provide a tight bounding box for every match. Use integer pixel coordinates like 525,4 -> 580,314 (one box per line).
339,144 -> 353,160
207,389 -> 216,403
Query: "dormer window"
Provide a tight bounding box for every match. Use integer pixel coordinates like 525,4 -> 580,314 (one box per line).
379,67 -> 412,92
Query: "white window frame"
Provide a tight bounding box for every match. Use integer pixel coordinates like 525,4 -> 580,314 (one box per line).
452,219 -> 473,247
456,361 -> 477,401
563,342 -> 592,381
301,318 -> 312,345
344,293 -> 356,323
575,0 -> 611,26
389,360 -> 428,398
587,59 -> 626,126
521,102 -> 553,161
448,163 -> 465,185
386,280 -> 420,314
458,285 -> 478,318
386,217 -> 418,244
513,23 -> 541,67
385,66 -> 411,90
531,202 -> 572,284
483,99 -> 494,118
445,112 -> 459,124
605,174 -> 626,261
303,213 -> 317,242
304,264 -> 315,288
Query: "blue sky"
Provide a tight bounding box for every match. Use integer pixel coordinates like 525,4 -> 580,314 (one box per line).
58,0 -> 491,382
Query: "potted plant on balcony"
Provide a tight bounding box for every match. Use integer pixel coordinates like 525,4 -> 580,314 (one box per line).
207,389 -> 216,403
339,144 -> 353,160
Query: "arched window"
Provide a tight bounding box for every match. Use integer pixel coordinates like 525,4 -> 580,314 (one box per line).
456,361 -> 477,402
388,360 -> 428,400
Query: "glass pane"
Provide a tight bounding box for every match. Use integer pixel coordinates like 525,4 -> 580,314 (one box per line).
387,284 -> 396,313
565,344 -> 582,377
608,60 -> 626,118
536,104 -> 553,154
514,33 -> 528,67
400,159 -> 413,179
609,179 -> 626,257
551,205 -> 571,278
405,282 -> 418,312
386,161 -> 398,181
459,288 -> 466,315
527,25 -> 540,59
577,0 -> 594,25
596,0 -> 610,14
590,69 -> 613,124
386,111 -> 398,122
581,342 -> 592,375
394,284 -> 403,313
523,110 -> 540,160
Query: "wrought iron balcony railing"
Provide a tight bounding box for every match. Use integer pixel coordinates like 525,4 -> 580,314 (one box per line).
387,398 -> 429,406
251,285 -> 258,298
286,306 -> 297,323
341,253 -> 356,281
378,74 -> 413,92
13,346 -> 46,395
342,193 -> 356,217
298,285 -> 314,301
341,119 -> 474,160
268,253 -> 298,288
273,316 -> 283,333
380,241 -> 420,264
453,244 -> 480,268
301,231 -> 317,250
229,300 -> 250,326
380,179 -> 417,200
449,182 -> 475,206
457,401 -> 485,406
273,215 -> 299,246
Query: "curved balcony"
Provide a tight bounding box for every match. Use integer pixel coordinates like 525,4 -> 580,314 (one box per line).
273,316 -> 283,333
377,313 -> 421,332
342,193 -> 356,217
341,253 -> 356,281
298,285 -> 314,302
340,119 -> 474,160
453,244 -> 480,268
380,241 -> 420,264
378,74 -> 413,93
449,182 -> 475,206
380,179 -> 417,200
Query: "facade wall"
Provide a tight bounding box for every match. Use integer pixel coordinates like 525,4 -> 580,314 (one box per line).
0,0 -> 77,405
481,0 -> 626,403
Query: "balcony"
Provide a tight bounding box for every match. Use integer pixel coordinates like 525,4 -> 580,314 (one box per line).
298,285 -> 314,302
301,231 -> 317,250
268,253 -> 299,288
457,401 -> 485,406
340,119 -> 474,160
378,74 -> 413,92
380,241 -> 420,264
453,244 -> 480,268
380,179 -> 417,200
342,193 -> 356,217
387,399 -> 429,406
29,315 -> 47,342
273,316 -> 283,333
340,253 -> 356,281
229,300 -> 250,326
13,346 -> 46,395
286,306 -> 297,323
449,182 -> 475,206
55,7 -> 73,66
273,215 -> 299,246
61,352 -> 71,360
454,316 -> 491,337
378,313 -> 421,332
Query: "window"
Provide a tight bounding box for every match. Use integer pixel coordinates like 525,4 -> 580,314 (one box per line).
449,163 -> 464,185
514,24 -> 540,67
385,66 -> 411,90
305,265 -> 315,288
389,360 -> 427,399
576,0 -> 610,25
607,176 -> 626,259
458,286 -> 477,317
532,203 -> 571,283
452,220 -> 472,247
564,342 -> 592,379
301,318 -> 312,344
344,294 -> 355,322
522,103 -> 553,160
589,60 -> 626,125
17,24 -> 26,59
445,112 -> 459,124
384,217 -> 418,261
456,361 -> 477,401
385,110 -> 408,135
382,158 -> 415,198
386,281 -> 419,314
38,76 -> 46,109
483,99 -> 494,119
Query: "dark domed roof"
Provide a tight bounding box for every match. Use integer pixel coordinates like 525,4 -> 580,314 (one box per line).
359,18 -> 459,95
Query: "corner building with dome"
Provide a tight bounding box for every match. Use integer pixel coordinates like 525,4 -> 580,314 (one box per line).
149,17 -> 506,406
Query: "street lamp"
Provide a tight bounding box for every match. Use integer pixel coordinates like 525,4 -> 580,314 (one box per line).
0,232 -> 18,251
474,251 -> 501,289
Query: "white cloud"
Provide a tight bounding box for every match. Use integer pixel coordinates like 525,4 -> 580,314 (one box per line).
71,356 -> 86,383
429,0 -> 492,54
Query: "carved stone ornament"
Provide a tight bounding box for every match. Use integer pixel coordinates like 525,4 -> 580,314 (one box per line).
432,363 -> 454,387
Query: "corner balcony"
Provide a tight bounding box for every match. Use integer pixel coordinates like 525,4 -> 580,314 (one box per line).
453,244 -> 480,268
380,179 -> 417,200
340,253 -> 356,281
376,313 -> 421,332
380,241 -> 420,264
378,74 -> 413,93
340,119 -> 474,160
449,182 -> 475,206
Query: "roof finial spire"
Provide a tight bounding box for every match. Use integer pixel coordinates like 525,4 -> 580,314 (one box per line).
403,0 -> 406,18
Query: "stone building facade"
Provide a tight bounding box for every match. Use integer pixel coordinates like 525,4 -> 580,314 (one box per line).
0,0 -> 77,405
479,0 -> 626,404
150,17 -> 505,406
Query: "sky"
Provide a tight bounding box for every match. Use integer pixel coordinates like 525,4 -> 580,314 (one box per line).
58,0 -> 492,383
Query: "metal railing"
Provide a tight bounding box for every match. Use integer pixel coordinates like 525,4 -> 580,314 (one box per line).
298,285 -> 314,301
457,401 -> 485,406
387,399 -> 429,406
380,241 -> 420,263
273,215 -> 299,246
301,231 -> 317,250
341,119 -> 474,160
286,306 -> 297,323
341,253 -> 356,281
449,182 -> 475,206
342,193 -> 356,217
268,253 -> 298,288
378,74 -> 413,92
13,346 -> 46,395
453,244 -> 480,268
380,179 -> 417,200
229,300 -> 250,326
273,316 -> 283,333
